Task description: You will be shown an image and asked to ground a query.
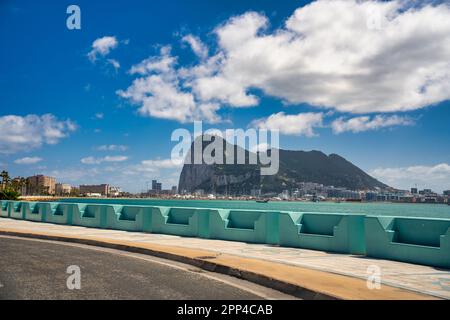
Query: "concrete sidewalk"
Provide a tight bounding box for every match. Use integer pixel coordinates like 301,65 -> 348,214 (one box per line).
1,217 -> 449,300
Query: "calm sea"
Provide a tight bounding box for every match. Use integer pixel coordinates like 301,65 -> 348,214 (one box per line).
59,198 -> 450,219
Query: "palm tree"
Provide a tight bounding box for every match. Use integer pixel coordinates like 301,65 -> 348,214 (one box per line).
0,170 -> 10,189
10,177 -> 26,194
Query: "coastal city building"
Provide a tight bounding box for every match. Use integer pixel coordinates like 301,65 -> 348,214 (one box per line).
26,175 -> 56,196
151,180 -> 162,192
55,183 -> 72,196
79,184 -> 109,196
108,186 -> 122,197
149,179 -> 162,193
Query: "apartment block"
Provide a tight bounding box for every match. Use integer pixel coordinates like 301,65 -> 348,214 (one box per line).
26,175 -> 56,195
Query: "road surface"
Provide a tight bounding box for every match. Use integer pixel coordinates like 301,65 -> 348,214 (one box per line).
0,236 -> 294,300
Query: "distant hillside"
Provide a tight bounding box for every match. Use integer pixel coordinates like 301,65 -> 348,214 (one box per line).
178,136 -> 387,195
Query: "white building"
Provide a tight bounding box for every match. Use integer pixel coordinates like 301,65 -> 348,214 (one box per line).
55,183 -> 72,196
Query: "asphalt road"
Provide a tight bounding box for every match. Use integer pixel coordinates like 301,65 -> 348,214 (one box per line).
0,236 -> 291,300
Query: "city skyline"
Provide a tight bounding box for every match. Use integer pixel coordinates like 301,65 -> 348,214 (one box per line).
1,0 -> 450,193
1,169 -> 448,203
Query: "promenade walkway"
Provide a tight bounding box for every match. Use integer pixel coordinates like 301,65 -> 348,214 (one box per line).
1,217 -> 449,300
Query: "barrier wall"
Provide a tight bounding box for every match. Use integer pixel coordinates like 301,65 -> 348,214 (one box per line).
9,201 -> 25,220
151,207 -> 202,237
0,201 -> 10,218
1,200 -> 450,269
365,216 -> 450,269
279,212 -> 366,254
72,204 -> 105,228
208,209 -> 279,244
46,203 -> 71,225
23,202 -> 45,222
108,205 -> 153,232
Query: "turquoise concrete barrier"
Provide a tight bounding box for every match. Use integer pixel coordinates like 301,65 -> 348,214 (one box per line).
24,202 -> 44,222
9,201 -> 25,220
0,201 -> 9,218
24,202 -> 62,223
151,207 -> 204,237
365,216 -> 450,269
72,204 -> 106,228
2,200 -> 450,269
45,203 -> 71,225
107,205 -> 152,232
208,209 -> 277,244
278,212 -> 366,254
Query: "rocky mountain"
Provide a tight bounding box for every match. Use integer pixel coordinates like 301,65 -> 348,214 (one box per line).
178,136 -> 387,195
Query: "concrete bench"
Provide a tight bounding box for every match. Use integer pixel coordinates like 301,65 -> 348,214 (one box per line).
72,204 -> 106,228
0,201 -> 10,218
208,209 -> 275,244
279,212 -> 366,254
107,205 -> 152,232
44,203 -> 71,225
151,207 -> 202,237
365,216 -> 450,268
9,201 -> 26,220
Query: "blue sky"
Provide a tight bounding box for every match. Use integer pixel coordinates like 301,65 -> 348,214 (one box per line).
1,0 -> 450,193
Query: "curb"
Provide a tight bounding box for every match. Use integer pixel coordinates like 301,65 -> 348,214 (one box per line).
0,230 -> 336,300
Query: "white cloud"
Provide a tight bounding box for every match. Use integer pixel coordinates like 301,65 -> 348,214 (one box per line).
204,0 -> 450,113
250,143 -> 269,153
118,47 -> 221,123
182,34 -> 209,59
129,46 -> 176,75
370,163 -> 450,193
88,36 -> 118,62
0,114 -> 77,154
96,145 -> 128,152
140,158 -> 184,169
252,112 -> 324,137
331,115 -> 415,134
14,157 -> 43,165
81,155 -> 128,165
43,168 -> 102,184
80,157 -> 98,165
121,158 -> 183,185
107,59 -> 120,70
94,113 -> 104,119
120,1 -> 450,123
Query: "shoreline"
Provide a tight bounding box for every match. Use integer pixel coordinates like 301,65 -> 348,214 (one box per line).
17,196 -> 449,206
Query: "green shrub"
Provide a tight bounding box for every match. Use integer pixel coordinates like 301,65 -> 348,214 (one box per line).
0,188 -> 20,200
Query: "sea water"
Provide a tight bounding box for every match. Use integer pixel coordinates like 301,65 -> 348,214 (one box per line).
59,198 -> 450,219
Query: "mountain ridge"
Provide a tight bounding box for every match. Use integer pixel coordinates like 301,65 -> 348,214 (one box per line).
178,136 -> 387,195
